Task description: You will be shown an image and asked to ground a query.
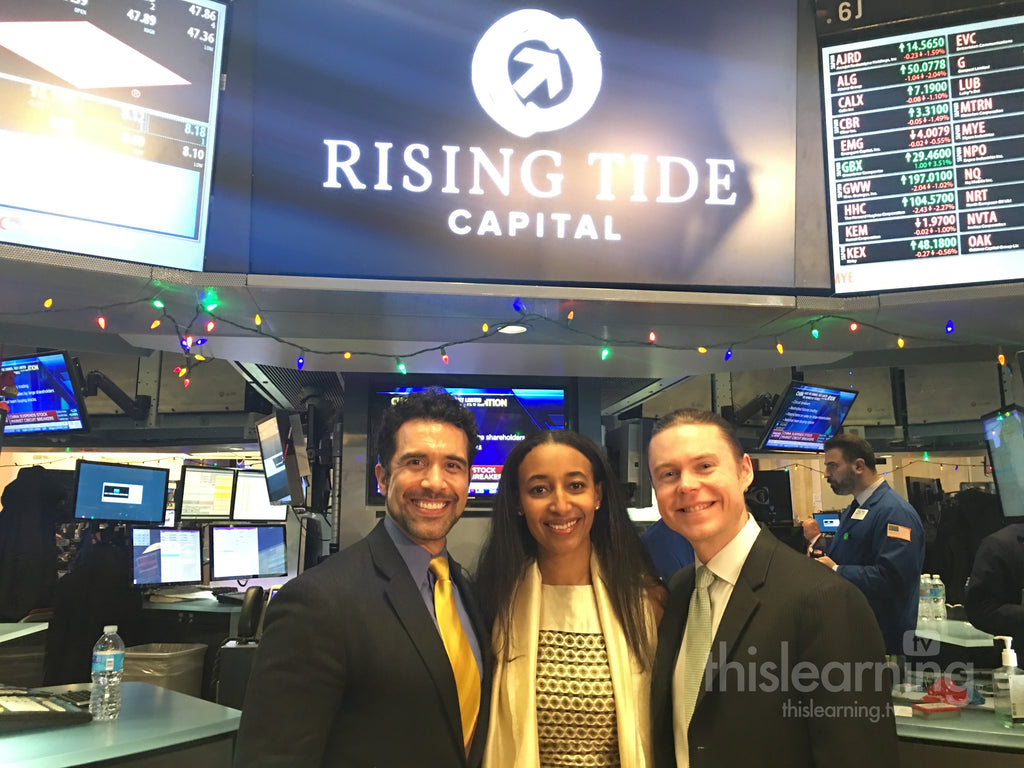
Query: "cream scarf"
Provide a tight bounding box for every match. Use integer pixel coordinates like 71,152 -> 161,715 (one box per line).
482,552 -> 655,768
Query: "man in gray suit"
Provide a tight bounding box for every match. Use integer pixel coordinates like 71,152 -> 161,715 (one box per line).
647,409 -> 898,768
234,388 -> 491,767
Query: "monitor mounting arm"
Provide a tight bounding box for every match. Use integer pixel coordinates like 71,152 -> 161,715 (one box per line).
723,392 -> 777,425
84,370 -> 152,421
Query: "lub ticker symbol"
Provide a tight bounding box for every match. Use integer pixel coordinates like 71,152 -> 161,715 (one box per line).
472,9 -> 602,138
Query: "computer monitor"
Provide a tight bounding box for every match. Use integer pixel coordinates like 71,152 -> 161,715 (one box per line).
813,512 -> 841,533
231,470 -> 288,522
759,381 -> 859,452
129,526 -> 203,588
73,460 -> 169,524
255,412 -> 307,507
177,465 -> 235,521
981,405 -> 1024,518
0,351 -> 88,435
209,524 -> 288,581
365,377 -> 574,506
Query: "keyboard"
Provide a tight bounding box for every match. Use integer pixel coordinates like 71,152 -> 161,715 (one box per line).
148,586 -> 212,602
0,692 -> 92,734
58,689 -> 93,706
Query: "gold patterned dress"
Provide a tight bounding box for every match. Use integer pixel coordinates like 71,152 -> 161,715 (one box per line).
536,584 -> 619,768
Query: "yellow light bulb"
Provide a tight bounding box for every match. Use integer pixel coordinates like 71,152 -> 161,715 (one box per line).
150,319 -> 161,330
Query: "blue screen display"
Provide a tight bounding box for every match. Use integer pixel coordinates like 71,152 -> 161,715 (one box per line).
760,382 -> 859,452
369,385 -> 568,500
982,406 -> 1024,518
1,352 -> 87,434
74,461 -> 169,523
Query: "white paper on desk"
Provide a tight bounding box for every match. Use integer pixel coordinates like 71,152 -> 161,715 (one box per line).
893,705 -> 915,718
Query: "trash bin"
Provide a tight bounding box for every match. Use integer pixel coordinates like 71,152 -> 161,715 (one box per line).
123,643 -> 207,697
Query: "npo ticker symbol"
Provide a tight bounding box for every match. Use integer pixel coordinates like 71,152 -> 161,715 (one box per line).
472,9 -> 602,138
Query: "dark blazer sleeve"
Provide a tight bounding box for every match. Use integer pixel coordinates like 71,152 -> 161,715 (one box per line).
794,559 -> 898,768
964,525 -> 1024,640
233,524 -> 492,768
233,550 -> 351,767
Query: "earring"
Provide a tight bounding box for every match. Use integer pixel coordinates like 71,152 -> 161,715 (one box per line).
516,508 -> 524,516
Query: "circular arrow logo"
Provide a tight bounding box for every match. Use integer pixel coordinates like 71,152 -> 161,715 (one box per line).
472,9 -> 602,138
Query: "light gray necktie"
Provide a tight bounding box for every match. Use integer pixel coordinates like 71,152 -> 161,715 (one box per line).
681,565 -> 716,728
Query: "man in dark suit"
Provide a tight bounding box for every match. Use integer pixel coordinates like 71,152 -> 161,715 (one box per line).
234,388 -> 492,767
811,433 -> 925,655
647,409 -> 898,768
964,522 -> 1024,651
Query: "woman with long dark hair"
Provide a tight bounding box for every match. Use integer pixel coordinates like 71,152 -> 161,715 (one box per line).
476,430 -> 665,768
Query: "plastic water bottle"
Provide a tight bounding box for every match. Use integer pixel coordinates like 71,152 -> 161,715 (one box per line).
90,625 -> 125,721
932,574 -> 947,622
919,574 -> 933,622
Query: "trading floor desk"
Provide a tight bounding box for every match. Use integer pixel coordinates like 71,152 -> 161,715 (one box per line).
0,624 -> 48,645
3,682 -> 241,768
897,707 -> 1024,767
896,618 -> 1022,767
141,596 -> 241,700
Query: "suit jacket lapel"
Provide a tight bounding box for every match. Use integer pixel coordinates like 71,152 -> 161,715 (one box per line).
699,529 -> 774,707
367,523 -> 465,760
652,565 -> 694,721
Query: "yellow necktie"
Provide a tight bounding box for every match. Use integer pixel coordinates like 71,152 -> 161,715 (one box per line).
429,556 -> 480,752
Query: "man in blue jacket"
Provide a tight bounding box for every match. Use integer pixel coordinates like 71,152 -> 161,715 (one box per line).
812,433 -> 925,655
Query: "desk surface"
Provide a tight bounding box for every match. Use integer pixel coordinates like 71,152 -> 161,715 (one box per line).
143,597 -> 239,614
916,619 -> 995,648
897,706 -> 1024,750
0,624 -> 47,644
3,682 -> 240,768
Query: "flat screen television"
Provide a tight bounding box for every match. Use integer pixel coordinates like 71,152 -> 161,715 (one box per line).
255,412 -> 307,507
366,378 -> 574,506
981,405 -> 1024,518
74,459 -> 169,523
209,524 -> 288,581
759,381 -> 859,452
0,351 -> 88,434
231,470 -> 288,522
818,9 -> 1024,294
129,526 -> 203,588
177,465 -> 234,521
0,0 -> 228,271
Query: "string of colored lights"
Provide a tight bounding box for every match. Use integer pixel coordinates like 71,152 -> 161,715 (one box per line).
0,293 -> 1018,382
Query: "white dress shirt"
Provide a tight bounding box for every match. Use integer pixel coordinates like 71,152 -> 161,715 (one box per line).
673,513 -> 760,768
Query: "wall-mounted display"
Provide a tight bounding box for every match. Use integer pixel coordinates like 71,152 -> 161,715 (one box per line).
821,11 -> 1024,293
0,0 -> 227,270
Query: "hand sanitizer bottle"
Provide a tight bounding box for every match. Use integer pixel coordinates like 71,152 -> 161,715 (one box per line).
993,636 -> 1023,728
